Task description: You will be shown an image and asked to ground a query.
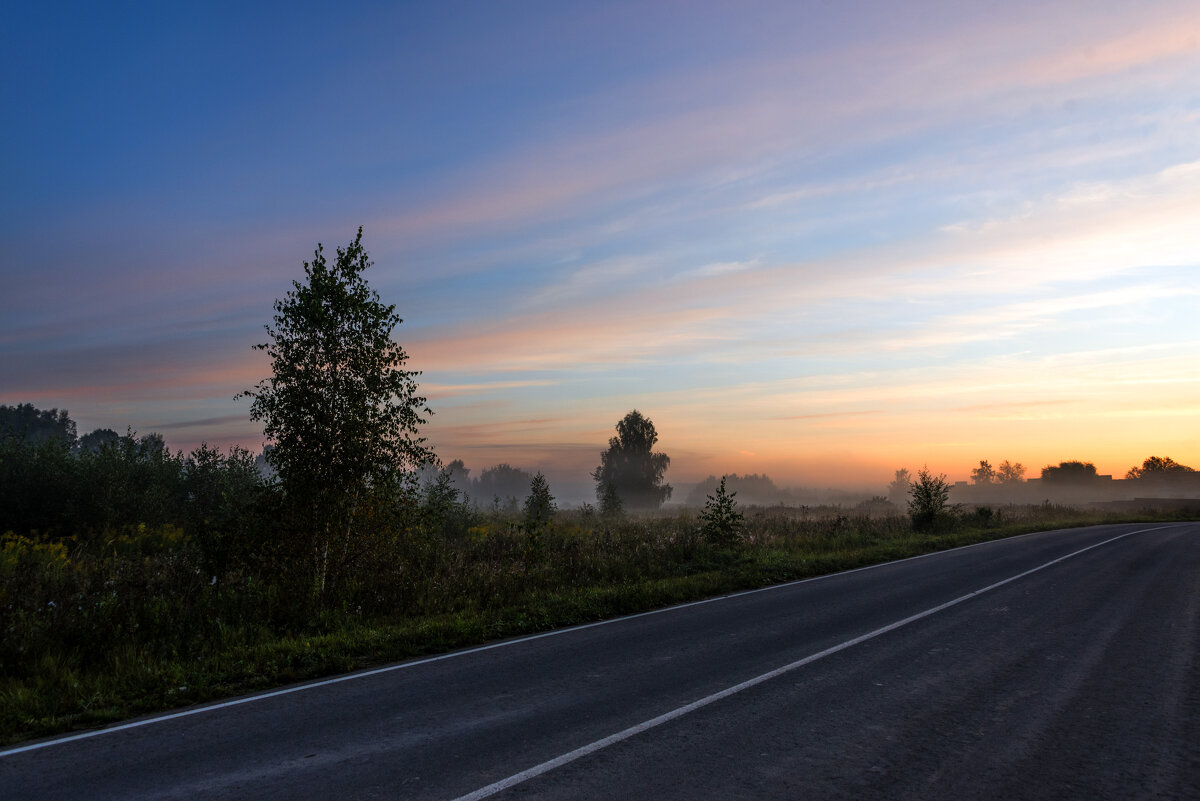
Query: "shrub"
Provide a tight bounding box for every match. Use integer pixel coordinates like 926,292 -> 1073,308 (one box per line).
908,467 -> 951,531
700,476 -> 745,546
522,472 -> 556,531
599,481 -> 623,520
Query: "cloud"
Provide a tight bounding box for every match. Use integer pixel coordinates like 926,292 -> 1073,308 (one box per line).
951,400 -> 1072,414
774,410 -> 884,421
362,4 -> 1200,251
423,379 -> 560,399
404,151 -> 1200,383
145,414 -> 249,430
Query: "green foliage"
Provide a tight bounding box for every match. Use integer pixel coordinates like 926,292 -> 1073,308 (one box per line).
908,466 -> 951,531
75,431 -> 187,532
182,443 -> 269,576
0,426 -> 200,536
240,228 -> 434,601
592,410 -> 672,510
700,476 -> 745,546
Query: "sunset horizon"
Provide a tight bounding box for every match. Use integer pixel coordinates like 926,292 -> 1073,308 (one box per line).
5,1 -> 1198,497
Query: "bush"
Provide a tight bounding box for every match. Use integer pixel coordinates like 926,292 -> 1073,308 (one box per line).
908,467 -> 951,531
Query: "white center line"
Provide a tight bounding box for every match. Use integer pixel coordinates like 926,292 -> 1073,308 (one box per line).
449,524 -> 1177,801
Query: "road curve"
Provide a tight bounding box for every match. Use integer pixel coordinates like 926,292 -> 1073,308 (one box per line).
3,522 -> 1198,800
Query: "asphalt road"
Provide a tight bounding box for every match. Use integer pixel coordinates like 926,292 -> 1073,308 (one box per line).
3,522 -> 1198,800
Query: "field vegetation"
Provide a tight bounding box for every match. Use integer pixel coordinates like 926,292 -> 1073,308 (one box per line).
1,425 -> 1188,746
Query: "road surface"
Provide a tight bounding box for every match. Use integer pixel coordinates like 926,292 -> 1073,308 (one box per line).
3,522 -> 1198,799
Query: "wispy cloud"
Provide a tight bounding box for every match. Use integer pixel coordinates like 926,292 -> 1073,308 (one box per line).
146,415 -> 249,431
6,2 -> 1200,484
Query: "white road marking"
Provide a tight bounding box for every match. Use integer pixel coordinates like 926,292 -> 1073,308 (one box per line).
450,524 -> 1179,801
0,523 -> 1178,759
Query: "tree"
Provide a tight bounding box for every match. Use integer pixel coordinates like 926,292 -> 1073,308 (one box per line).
470,463 -> 534,509
1125,456 -> 1194,479
443,459 -> 472,496
908,466 -> 951,531
887,468 -> 912,505
523,471 -> 556,531
685,473 -> 782,506
996,460 -> 1025,485
592,410 -> 672,510
1040,460 -> 1098,484
970,460 -> 996,485
240,227 -> 434,599
0,403 -> 76,446
77,428 -> 120,453
420,466 -> 474,540
700,476 -> 745,546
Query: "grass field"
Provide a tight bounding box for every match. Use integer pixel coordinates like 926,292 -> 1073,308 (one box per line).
2,502 -> 1189,746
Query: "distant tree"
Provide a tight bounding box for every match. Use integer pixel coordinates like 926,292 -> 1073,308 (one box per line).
472,463 -> 534,509
1040,460 -> 1098,484
77,427 -> 120,453
685,473 -> 782,506
996,460 -> 1026,485
443,459 -> 472,495
523,471 -> 556,531
0,403 -> 76,446
420,466 -> 474,539
254,445 -> 276,478
700,476 -> 745,546
887,468 -> 912,505
970,460 -> 996,486
908,466 -> 951,531
422,467 -> 461,518
139,432 -> 167,456
592,410 -> 672,510
239,227 -> 434,600
1125,456 -> 1194,479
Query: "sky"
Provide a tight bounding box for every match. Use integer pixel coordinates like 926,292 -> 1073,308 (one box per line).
3,0 -> 1199,499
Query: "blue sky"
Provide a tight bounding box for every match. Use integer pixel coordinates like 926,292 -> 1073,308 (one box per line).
3,1 -> 1199,497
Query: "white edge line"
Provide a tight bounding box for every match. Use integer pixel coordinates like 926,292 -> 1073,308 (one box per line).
0,522 -> 1182,758
450,524 -> 1178,801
